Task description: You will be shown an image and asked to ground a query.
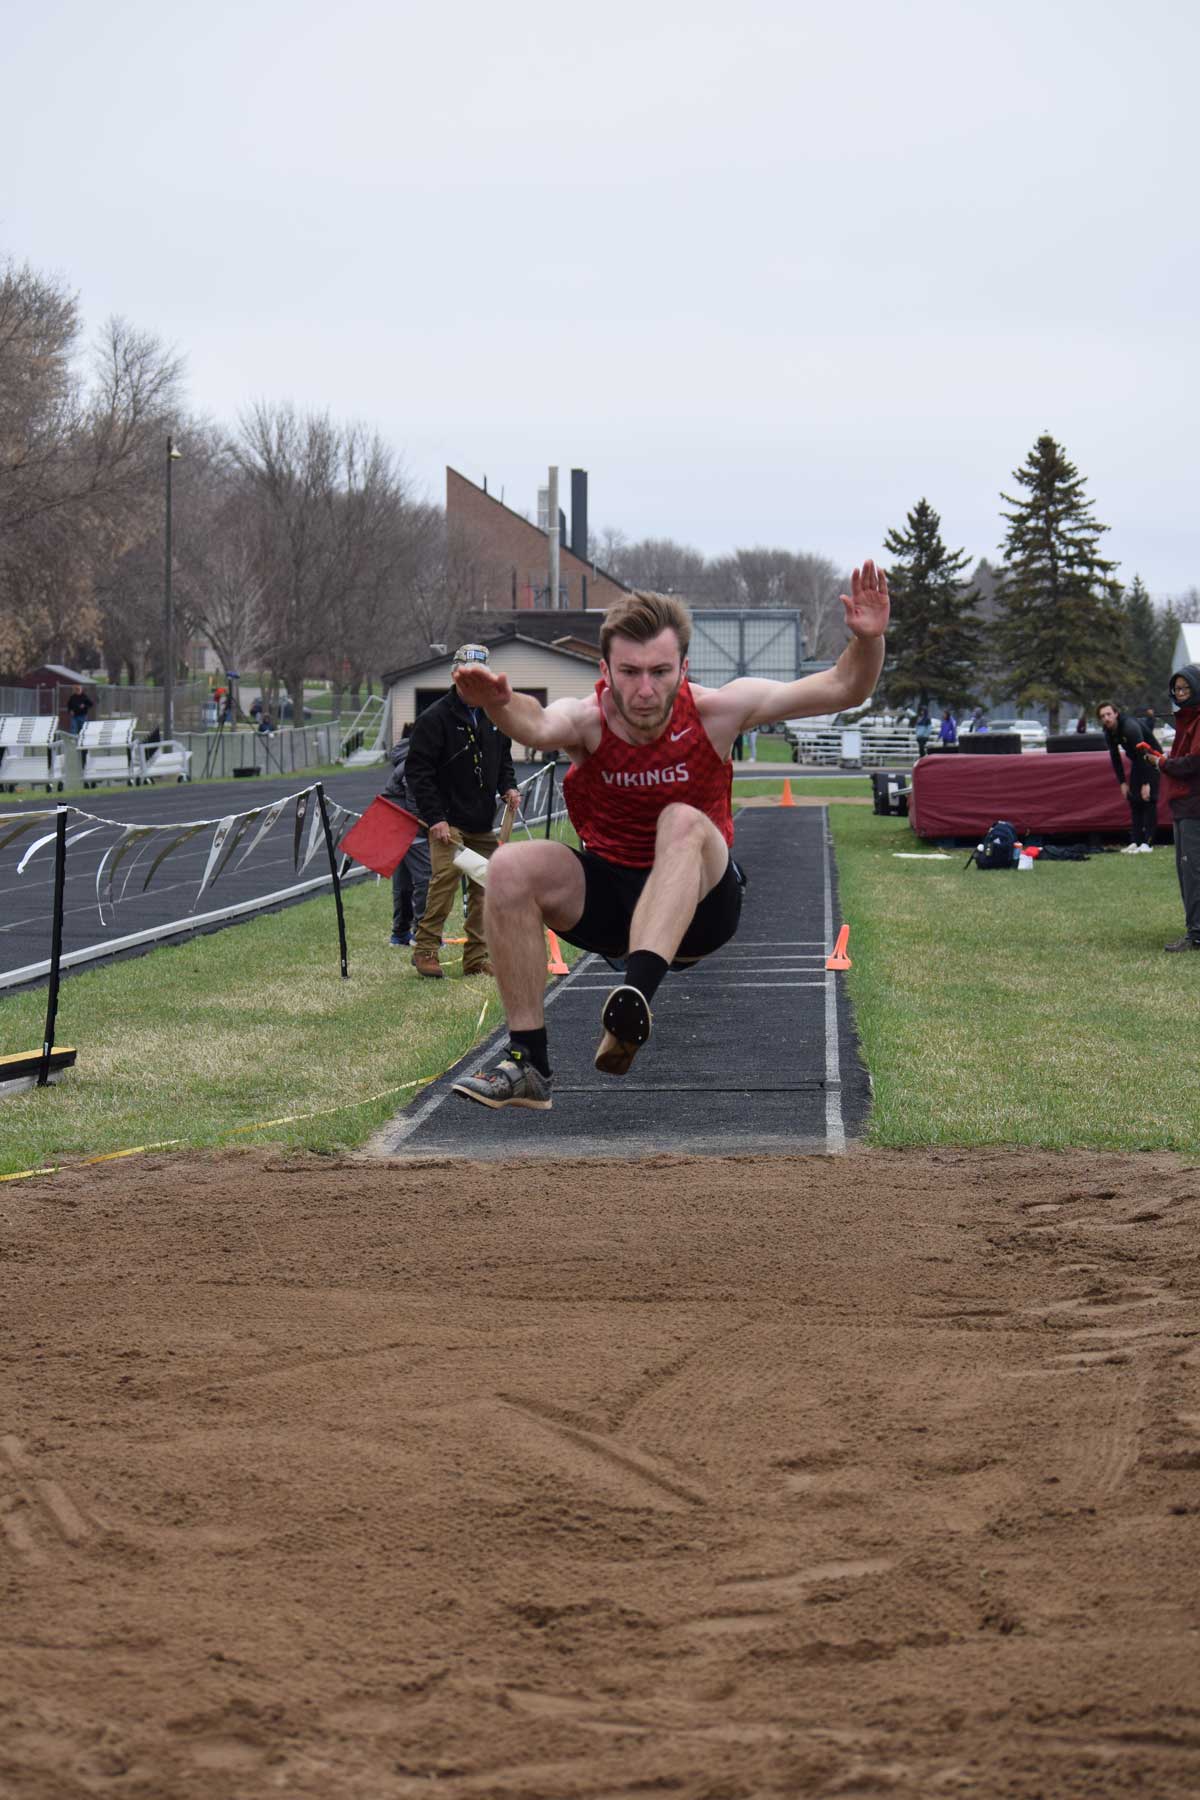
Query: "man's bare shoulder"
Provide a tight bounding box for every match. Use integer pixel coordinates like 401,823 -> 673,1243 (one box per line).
544,689 -> 602,757
691,681 -> 743,720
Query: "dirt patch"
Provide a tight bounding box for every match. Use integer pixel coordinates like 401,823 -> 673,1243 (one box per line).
3,1145 -> 1199,1798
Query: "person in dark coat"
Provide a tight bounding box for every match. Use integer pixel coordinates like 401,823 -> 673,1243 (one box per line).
65,685 -> 93,735
403,645 -> 520,978
382,726 -> 432,946
1157,664 -> 1200,950
1097,701 -> 1161,852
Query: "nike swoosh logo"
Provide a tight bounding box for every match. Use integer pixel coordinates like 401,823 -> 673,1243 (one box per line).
670,729 -> 691,742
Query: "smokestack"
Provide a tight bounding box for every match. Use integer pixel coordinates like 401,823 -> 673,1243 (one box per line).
547,466 -> 559,611
570,468 -> 588,562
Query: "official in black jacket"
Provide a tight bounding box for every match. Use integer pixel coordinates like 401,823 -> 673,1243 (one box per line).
1098,702 -> 1161,852
404,645 -> 519,978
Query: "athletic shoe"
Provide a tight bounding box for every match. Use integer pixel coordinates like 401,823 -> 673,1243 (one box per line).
413,951 -> 444,978
1164,936 -> 1200,952
453,1052 -> 553,1109
462,961 -> 494,978
594,984 -> 652,1076
1137,843 -> 1154,853
1120,843 -> 1139,854
390,930 -> 413,946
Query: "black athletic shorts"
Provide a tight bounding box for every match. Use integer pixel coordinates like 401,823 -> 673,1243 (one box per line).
559,846 -> 747,967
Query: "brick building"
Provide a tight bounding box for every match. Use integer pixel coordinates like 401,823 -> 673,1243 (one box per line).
447,466 -> 630,617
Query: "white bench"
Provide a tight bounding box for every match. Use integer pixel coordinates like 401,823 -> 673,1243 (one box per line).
135,738 -> 192,783
79,717 -> 137,786
0,716 -> 65,791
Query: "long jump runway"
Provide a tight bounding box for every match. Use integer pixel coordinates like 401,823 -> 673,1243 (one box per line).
379,806 -> 870,1159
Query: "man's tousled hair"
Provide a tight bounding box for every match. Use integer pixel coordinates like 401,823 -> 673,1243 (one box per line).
600,591 -> 692,665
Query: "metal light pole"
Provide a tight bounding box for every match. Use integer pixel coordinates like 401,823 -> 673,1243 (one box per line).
163,435 -> 182,738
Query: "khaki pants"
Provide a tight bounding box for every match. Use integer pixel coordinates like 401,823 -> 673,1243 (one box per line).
413,830 -> 499,970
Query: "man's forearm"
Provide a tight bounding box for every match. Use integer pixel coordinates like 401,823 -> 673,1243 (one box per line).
829,632 -> 885,708
484,691 -> 548,743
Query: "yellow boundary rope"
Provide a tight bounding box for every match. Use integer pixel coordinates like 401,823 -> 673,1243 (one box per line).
0,998 -> 496,1186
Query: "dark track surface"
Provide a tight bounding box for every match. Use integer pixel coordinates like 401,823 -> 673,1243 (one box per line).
378,806 -> 869,1159
0,769 -> 390,988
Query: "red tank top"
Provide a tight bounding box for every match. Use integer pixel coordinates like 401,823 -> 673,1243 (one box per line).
563,679 -> 734,868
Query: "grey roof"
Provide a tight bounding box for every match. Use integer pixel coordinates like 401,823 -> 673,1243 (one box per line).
382,629 -> 603,689
24,663 -> 94,683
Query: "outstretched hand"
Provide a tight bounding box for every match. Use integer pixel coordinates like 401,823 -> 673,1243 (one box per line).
840,560 -> 890,640
453,664 -> 512,709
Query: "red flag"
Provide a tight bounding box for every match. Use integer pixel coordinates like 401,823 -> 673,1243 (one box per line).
339,797 -> 421,876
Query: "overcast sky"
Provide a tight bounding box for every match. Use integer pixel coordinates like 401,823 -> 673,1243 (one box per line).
6,0 -> 1197,594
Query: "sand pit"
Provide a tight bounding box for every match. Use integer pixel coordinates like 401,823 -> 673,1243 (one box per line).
3,1145 -> 1199,1798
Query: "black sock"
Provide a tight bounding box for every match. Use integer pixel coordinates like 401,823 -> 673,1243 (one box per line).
624,950 -> 669,1005
508,1028 -> 551,1077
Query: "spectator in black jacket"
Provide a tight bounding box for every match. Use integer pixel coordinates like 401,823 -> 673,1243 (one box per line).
382,725 -> 432,946
403,645 -> 520,978
1158,665 -> 1200,950
1098,701 -> 1161,853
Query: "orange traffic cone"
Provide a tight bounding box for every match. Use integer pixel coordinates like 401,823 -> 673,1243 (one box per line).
825,923 -> 852,971
779,778 -> 796,807
546,930 -> 569,976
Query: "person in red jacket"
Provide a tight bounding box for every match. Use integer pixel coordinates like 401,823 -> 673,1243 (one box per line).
450,571 -> 889,1110
1158,664 -> 1200,950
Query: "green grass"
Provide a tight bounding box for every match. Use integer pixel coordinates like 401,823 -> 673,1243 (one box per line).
741,734 -> 793,762
829,805 -> 1199,1151
734,775 -> 872,800
0,864 -> 580,1178
7,798 -> 1191,1168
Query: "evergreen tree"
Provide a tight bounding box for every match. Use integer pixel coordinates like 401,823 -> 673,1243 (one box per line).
1121,575 -> 1159,706
992,433 -> 1124,731
880,497 -> 982,710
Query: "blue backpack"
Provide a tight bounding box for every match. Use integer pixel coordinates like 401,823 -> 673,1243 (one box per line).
969,820 -> 1019,871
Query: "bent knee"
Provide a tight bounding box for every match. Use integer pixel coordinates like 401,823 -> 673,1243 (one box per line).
485,842 -> 531,901
486,841 -> 580,911
655,802 -> 709,845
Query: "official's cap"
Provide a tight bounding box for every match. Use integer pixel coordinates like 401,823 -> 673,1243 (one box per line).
451,643 -> 489,668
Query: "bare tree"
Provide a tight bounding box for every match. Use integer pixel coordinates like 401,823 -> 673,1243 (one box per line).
0,257 -> 184,675
705,547 -> 848,658
232,402 -> 414,717
611,536 -> 708,601
587,524 -> 629,579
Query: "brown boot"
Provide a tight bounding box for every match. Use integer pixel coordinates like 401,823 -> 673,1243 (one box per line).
463,961 -> 494,978
412,950 -> 444,978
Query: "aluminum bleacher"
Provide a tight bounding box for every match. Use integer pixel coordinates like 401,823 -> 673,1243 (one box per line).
0,716 -> 65,791
79,717 -> 138,786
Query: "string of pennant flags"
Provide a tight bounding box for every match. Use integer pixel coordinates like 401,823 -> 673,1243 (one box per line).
0,784 -> 361,924
0,760 -> 561,927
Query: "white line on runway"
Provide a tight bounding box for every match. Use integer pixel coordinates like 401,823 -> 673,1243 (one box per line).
379,952 -> 600,1149
821,808 -> 846,1153
561,980 -> 825,991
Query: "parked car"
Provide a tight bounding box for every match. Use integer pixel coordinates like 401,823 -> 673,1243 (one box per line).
981,719 -> 1047,746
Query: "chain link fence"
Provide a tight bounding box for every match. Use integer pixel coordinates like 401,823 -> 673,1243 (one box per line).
0,679 -> 211,727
